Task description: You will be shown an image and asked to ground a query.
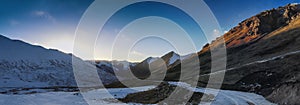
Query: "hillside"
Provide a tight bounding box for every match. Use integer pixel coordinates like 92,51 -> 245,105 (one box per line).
126,3 -> 300,105
201,3 -> 300,52
196,4 -> 300,105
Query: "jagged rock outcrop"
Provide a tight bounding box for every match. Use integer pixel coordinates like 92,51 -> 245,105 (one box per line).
119,82 -> 214,104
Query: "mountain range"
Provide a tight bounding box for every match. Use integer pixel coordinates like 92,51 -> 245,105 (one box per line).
0,3 -> 299,105
0,35 -> 118,90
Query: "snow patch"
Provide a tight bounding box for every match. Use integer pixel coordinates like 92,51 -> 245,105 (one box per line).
168,53 -> 180,65
146,57 -> 159,64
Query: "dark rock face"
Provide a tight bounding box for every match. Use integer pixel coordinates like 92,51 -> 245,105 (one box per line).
129,58 -> 152,79
267,82 -> 300,105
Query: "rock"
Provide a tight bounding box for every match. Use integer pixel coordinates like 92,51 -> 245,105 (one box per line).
119,82 -> 214,104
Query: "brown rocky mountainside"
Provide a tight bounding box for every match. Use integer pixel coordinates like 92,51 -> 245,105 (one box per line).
196,4 -> 300,105
202,3 -> 300,52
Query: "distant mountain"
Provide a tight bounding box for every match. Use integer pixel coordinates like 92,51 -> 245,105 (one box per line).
88,60 -> 136,73
86,60 -> 138,82
128,51 -> 186,79
129,57 -> 159,79
85,52 -> 183,84
0,35 -> 117,90
161,51 -> 180,68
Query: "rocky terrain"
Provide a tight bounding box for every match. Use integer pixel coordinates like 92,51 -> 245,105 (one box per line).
194,3 -> 300,105
196,3 -> 300,104
121,3 -> 300,105
0,3 -> 299,105
202,3 -> 300,51
119,82 -> 214,104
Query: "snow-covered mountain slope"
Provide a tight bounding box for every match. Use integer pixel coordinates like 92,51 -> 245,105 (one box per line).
0,35 -> 70,62
128,51 -> 191,80
145,51 -> 194,69
0,35 -> 117,88
132,51 -> 181,69
161,51 -> 180,66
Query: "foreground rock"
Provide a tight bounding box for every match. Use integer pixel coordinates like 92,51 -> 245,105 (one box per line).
119,82 -> 214,104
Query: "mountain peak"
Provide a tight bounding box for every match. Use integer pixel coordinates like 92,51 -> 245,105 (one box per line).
161,51 -> 180,65
201,3 -> 300,53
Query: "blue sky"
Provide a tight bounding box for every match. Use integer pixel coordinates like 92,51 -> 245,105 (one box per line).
0,0 -> 299,61
0,0 -> 93,54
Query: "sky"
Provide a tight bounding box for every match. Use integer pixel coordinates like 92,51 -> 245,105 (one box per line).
0,0 -> 299,62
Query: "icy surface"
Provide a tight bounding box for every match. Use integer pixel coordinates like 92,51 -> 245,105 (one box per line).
0,82 -> 275,105
0,86 -> 155,105
168,82 -> 275,105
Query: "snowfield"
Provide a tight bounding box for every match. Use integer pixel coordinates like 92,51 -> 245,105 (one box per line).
0,82 -> 275,105
168,82 -> 275,105
168,52 -> 180,65
0,86 -> 155,105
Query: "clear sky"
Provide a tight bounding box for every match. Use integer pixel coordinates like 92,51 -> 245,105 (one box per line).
0,0 -> 299,62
